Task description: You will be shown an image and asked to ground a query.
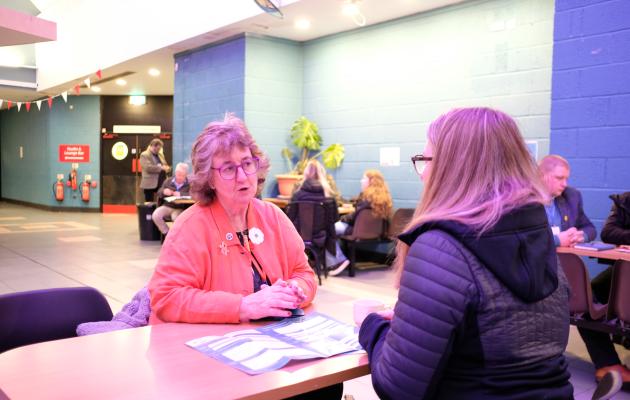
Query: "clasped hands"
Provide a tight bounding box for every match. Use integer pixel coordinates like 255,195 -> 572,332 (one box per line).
239,279 -> 306,321
559,227 -> 585,247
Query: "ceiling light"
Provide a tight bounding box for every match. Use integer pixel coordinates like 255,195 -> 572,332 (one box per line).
129,95 -> 146,106
294,18 -> 311,30
148,68 -> 160,77
115,79 -> 127,86
90,86 -> 102,93
342,0 -> 366,26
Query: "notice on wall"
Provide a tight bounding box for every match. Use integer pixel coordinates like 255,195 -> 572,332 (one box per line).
525,140 -> 538,161
59,144 -> 90,162
379,147 -> 400,167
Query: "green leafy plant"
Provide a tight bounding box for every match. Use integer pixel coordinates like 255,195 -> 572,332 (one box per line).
281,116 -> 345,175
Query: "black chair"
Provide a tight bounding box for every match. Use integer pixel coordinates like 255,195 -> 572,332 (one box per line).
0,287 -> 113,353
340,207 -> 389,277
287,200 -> 338,285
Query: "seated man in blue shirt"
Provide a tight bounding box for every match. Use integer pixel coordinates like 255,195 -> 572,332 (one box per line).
539,154 -> 596,247
152,162 -> 191,235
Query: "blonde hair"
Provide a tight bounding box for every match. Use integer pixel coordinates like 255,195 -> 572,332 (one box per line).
361,169 -> 393,220
539,154 -> 570,175
394,107 -> 549,284
301,160 -> 335,198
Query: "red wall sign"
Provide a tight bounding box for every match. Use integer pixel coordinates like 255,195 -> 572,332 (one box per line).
59,144 -> 90,162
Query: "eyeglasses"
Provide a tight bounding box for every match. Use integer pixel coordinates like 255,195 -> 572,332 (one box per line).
211,157 -> 260,180
411,154 -> 432,176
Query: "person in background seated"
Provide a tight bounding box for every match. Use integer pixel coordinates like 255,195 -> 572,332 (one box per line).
581,191 -> 630,389
601,191 -> 630,245
329,169 -> 393,276
359,108 -> 573,399
148,115 -> 341,399
152,162 -> 191,236
287,160 -> 345,272
140,138 -> 171,202
539,154 -> 596,247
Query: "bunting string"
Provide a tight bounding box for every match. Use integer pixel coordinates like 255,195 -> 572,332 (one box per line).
0,69 -> 102,112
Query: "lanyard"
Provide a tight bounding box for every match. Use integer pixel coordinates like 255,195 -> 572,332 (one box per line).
240,231 -> 268,284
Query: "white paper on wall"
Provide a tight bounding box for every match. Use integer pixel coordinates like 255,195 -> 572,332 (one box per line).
379,147 -> 400,167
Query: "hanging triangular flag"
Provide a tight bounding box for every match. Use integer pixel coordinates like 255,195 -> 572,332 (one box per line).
96,69 -> 102,80
83,78 -> 91,88
7,100 -> 12,109
74,85 -> 80,95
0,100 -> 3,109
61,91 -> 68,102
47,97 -> 53,109
25,102 -> 31,112
17,102 -> 22,112
36,100 -> 42,110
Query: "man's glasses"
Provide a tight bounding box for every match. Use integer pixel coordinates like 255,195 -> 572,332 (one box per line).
411,154 -> 432,176
211,157 -> 260,180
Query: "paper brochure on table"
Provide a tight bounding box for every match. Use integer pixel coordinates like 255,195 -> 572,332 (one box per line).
163,195 -> 192,202
186,312 -> 363,375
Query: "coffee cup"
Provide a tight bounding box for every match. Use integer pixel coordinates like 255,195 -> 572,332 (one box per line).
353,299 -> 385,326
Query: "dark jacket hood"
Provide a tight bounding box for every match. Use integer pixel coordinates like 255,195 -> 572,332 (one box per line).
299,179 -> 325,195
399,204 -> 558,303
610,192 -> 630,213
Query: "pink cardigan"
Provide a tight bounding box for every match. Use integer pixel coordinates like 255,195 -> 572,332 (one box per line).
148,199 -> 316,324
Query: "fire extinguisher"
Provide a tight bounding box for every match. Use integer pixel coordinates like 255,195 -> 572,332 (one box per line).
81,180 -> 90,202
67,169 -> 78,191
53,178 -> 64,201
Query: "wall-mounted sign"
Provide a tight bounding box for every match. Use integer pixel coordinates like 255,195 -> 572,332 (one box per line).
379,147 -> 400,167
111,141 -> 129,161
59,144 -> 90,162
525,140 -> 538,161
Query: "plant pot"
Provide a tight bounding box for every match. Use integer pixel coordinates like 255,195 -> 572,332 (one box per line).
276,174 -> 302,198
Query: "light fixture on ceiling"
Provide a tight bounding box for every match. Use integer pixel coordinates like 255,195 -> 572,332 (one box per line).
148,68 -> 160,77
129,95 -> 146,106
342,0 -> 366,27
90,86 -> 102,93
294,18 -> 311,30
115,78 -> 127,86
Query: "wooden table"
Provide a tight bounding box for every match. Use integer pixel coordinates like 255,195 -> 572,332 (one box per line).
263,198 -> 355,216
556,246 -> 630,262
0,307 -> 369,400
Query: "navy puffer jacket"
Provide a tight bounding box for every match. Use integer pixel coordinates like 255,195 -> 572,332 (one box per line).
359,204 -> 573,399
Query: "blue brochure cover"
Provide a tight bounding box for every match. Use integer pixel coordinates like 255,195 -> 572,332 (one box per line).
185,312 -> 362,375
573,242 -> 615,251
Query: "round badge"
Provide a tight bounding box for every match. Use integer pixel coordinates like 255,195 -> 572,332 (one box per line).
226,232 -> 234,241
111,141 -> 128,161
248,227 -> 264,245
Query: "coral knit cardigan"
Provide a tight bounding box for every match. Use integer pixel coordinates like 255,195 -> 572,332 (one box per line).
148,198 -> 316,324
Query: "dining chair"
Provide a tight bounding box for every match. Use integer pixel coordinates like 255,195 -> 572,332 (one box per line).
557,253 -> 607,320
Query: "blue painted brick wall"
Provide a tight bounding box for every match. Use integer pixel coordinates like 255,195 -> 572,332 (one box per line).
551,0 -> 630,275
173,37 -> 246,165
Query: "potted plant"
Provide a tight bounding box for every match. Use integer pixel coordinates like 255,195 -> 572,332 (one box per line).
276,116 -> 345,197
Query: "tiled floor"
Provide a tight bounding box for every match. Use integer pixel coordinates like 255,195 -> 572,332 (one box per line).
0,201 -> 628,399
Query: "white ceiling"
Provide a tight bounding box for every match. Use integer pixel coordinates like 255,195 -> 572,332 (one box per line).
0,0 -> 464,102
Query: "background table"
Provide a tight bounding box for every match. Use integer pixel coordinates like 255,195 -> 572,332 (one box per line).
0,307 -> 369,400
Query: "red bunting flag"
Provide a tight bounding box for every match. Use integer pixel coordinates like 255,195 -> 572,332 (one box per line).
47,97 -> 53,109
74,85 -> 80,95
7,100 -> 12,109
96,69 -> 102,80
25,102 -> 31,112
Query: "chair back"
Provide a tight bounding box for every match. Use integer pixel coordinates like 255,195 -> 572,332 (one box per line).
610,260 -> 630,323
557,253 -> 606,319
289,201 -> 330,242
348,207 -> 386,240
388,208 -> 415,239
0,287 -> 113,353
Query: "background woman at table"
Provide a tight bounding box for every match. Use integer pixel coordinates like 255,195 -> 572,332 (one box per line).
287,160 -> 347,271
358,107 -> 573,399
329,169 -> 393,276
148,114 -> 316,325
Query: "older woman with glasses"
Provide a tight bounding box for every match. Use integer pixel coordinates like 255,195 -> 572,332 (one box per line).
148,114 -> 317,325
358,108 -> 574,399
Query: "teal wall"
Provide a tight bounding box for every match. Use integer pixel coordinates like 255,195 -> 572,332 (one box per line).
0,96 -> 101,208
301,0 -> 555,207
244,35 -> 303,197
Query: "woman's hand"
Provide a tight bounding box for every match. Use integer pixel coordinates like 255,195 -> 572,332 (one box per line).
239,280 -> 302,321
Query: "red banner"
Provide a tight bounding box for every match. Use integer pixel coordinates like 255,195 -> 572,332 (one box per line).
59,144 -> 90,162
